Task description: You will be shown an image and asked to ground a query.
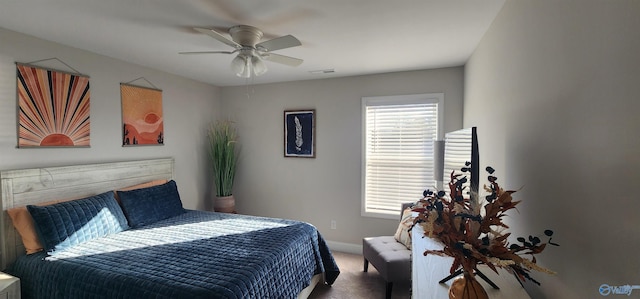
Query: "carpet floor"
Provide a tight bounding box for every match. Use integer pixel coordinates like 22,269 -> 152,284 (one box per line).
308,251 -> 411,299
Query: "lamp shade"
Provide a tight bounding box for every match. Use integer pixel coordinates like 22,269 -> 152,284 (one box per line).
231,55 -> 247,77
251,55 -> 267,76
231,54 -> 267,78
240,56 -> 252,78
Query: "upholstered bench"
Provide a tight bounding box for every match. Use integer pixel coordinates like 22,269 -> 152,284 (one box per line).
362,203 -> 413,299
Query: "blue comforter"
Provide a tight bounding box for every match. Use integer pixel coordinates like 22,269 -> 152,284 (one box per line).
8,210 -> 339,299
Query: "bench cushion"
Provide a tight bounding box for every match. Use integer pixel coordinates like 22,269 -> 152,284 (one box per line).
363,236 -> 412,282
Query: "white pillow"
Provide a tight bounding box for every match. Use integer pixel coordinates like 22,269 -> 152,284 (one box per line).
394,207 -> 414,249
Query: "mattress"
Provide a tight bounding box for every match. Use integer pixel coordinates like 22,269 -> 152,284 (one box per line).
8,210 -> 339,299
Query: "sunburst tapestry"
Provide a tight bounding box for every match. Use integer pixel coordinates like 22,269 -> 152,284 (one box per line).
17,64 -> 91,147
121,84 -> 164,146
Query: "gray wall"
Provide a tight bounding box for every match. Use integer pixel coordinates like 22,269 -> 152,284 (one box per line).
0,27 -> 222,210
221,68 -> 464,250
465,0 -> 640,298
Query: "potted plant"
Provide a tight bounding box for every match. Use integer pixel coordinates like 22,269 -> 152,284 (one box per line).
208,120 -> 238,213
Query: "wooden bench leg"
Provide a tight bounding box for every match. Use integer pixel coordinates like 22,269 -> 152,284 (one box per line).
363,258 -> 369,272
385,282 -> 393,299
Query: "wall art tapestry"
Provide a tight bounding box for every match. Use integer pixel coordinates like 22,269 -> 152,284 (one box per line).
284,109 -> 315,158
16,63 -> 91,147
121,83 -> 164,146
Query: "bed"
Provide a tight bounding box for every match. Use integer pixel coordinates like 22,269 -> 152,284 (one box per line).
0,158 -> 339,298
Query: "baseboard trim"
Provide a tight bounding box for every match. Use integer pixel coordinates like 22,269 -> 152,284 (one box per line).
326,240 -> 362,254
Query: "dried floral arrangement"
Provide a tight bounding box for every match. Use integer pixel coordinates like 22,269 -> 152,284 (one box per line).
413,164 -> 559,285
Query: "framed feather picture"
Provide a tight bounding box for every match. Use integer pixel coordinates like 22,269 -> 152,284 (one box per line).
16,63 -> 91,147
121,83 -> 164,146
284,109 -> 315,158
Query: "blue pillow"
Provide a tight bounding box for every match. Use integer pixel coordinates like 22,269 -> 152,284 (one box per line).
27,191 -> 129,253
116,180 -> 185,228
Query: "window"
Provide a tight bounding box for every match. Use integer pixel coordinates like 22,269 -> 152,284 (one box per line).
361,93 -> 443,219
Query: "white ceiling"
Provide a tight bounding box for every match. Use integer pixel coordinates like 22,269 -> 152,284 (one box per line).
0,0 -> 505,87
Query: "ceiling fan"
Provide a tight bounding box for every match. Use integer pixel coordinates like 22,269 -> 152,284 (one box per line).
180,25 -> 303,78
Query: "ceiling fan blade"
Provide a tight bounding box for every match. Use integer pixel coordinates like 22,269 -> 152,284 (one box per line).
179,50 -> 236,55
263,53 -> 303,67
193,27 -> 241,49
256,35 -> 301,52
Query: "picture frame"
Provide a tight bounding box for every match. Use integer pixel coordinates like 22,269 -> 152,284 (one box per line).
284,109 -> 315,158
16,63 -> 91,148
120,83 -> 164,146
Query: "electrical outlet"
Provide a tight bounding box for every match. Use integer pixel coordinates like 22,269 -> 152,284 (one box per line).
330,220 -> 336,230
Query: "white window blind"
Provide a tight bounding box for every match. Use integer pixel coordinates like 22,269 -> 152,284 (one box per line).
362,94 -> 442,218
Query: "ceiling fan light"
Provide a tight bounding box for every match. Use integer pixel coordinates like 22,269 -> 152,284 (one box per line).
239,56 -> 252,78
252,56 -> 268,76
231,55 -> 247,77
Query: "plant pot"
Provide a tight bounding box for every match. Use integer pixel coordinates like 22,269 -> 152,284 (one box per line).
214,195 -> 235,213
449,272 -> 488,299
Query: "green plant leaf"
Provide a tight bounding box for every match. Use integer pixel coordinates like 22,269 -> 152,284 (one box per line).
208,120 -> 239,197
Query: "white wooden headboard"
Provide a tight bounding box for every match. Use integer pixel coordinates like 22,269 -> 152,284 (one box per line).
0,158 -> 174,270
